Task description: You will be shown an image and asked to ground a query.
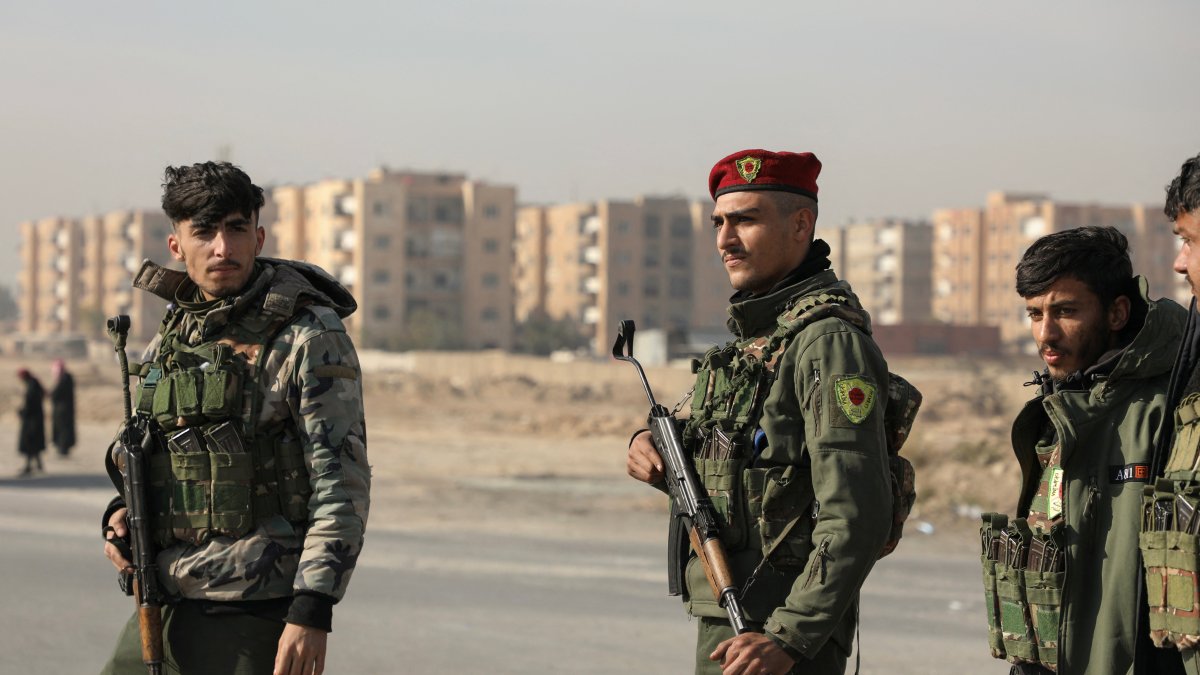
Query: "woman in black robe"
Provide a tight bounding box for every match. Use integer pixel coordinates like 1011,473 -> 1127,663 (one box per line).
49,359 -> 75,457
17,368 -> 45,476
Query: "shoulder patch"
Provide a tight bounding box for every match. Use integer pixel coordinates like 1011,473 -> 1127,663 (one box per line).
834,375 -> 876,424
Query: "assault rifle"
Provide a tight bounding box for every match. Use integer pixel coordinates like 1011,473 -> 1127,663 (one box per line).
106,315 -> 164,675
613,320 -> 749,634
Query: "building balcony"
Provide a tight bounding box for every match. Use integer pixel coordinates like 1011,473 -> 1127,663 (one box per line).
337,265 -> 358,287
582,246 -> 602,265
582,306 -> 601,325
582,276 -> 601,294
337,230 -> 357,251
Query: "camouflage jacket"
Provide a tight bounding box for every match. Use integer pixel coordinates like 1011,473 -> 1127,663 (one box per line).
109,258 -> 370,629
1010,280 -> 1185,675
682,268 -> 893,665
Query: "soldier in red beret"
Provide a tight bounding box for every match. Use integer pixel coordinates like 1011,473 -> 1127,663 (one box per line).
628,150 -> 904,674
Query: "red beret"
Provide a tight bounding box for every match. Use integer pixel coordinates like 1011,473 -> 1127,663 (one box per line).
708,149 -> 821,201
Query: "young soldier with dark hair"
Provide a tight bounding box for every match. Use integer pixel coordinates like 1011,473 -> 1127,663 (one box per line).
1141,152 -> 1200,675
99,162 -> 370,674
982,226 -> 1186,675
627,150 -> 896,675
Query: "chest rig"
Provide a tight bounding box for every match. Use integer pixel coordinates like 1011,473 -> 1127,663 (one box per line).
680,283 -> 918,568
134,275 -> 314,549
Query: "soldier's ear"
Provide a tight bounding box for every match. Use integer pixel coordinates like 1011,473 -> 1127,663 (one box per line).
167,232 -> 185,262
1108,295 -> 1131,332
255,226 -> 265,256
792,207 -> 815,243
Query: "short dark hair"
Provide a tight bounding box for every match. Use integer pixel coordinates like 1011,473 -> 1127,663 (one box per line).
1015,226 -> 1133,307
1165,153 -> 1200,220
161,162 -> 264,227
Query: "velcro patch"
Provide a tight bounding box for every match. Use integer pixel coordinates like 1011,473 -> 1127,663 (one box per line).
313,364 -> 358,380
834,376 -> 876,424
1111,463 -> 1151,484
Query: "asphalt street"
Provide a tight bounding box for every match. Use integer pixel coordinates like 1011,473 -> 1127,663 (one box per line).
0,464 -> 1005,674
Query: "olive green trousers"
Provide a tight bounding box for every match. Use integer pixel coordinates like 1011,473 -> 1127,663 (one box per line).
695,617 -> 848,675
99,602 -> 285,675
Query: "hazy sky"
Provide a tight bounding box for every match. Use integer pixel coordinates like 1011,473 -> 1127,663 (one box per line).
1,1 -> 1197,287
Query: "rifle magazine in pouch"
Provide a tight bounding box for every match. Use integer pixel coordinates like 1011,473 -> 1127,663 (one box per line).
1024,567 -> 1064,670
166,427 -> 212,545
997,519 -> 1039,664
980,512 -> 1008,660
758,464 -> 815,570
694,456 -> 749,551
1141,476 -> 1200,647
205,422 -> 254,539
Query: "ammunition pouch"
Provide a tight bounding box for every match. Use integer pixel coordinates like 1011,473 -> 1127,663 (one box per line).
980,516 -> 1064,670
142,360 -> 244,433
1140,474 -> 1200,647
145,421 -> 311,548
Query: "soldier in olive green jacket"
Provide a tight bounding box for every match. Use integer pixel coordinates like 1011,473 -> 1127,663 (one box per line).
628,150 -> 893,675
982,227 -> 1185,675
1140,153 -> 1200,675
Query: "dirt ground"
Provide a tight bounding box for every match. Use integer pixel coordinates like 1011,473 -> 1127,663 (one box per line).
0,348 -> 1044,541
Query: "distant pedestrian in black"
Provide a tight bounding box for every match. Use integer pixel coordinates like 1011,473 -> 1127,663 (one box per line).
17,368 -> 45,476
49,359 -> 75,458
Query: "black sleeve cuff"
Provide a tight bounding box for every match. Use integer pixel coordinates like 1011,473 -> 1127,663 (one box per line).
101,496 -> 126,536
286,592 -> 336,632
628,428 -> 650,447
766,632 -> 806,663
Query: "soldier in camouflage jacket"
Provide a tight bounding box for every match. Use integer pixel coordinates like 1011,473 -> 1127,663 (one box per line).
100,162 -> 370,675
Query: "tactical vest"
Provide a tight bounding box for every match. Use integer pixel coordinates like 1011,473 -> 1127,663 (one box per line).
681,284 -> 919,575
134,280 -> 314,549
1141,392 -> 1200,649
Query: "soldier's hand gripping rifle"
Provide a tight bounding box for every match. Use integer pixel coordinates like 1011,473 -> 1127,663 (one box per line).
106,315 -> 164,675
613,320 -> 749,635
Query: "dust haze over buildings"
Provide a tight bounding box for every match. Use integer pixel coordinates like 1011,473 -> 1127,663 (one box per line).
1,2 -> 1197,309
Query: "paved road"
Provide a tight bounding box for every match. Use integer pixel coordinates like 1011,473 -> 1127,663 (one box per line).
0,462 -> 1005,674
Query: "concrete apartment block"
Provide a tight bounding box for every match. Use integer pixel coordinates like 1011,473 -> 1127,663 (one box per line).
270,168 -> 516,351
835,219 -> 933,325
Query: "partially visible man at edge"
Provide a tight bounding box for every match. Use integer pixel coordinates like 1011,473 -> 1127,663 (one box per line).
1141,152 -> 1200,675
99,162 -> 370,675
627,150 -> 893,675
982,226 -> 1186,675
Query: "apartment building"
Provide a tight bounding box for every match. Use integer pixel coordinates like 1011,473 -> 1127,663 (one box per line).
832,219 -> 933,325
18,196 -> 283,348
515,196 -> 727,354
935,192 -> 1180,350
270,168 -> 516,351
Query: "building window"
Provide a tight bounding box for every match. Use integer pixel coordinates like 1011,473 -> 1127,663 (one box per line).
482,307 -> 499,321
670,250 -> 689,268
616,281 -> 630,297
482,273 -> 499,288
669,276 -> 689,298
373,306 -> 391,320
373,269 -> 390,284
375,235 -> 391,249
484,204 -> 500,219
616,221 -> 631,234
483,238 -> 500,253
644,215 -> 662,238
643,280 -> 660,298
670,216 -> 691,237
644,251 -> 660,268
373,202 -> 386,216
